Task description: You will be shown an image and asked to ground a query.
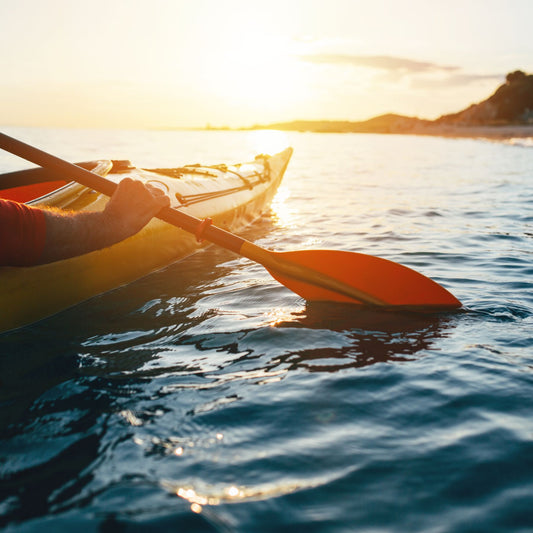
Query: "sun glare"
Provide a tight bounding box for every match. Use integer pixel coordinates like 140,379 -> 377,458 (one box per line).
246,129 -> 290,155
201,33 -> 304,125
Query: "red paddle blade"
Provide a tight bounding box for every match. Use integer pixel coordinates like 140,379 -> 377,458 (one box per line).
267,249 -> 461,309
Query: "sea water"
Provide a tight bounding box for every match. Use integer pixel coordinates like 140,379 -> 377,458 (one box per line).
0,128 -> 532,532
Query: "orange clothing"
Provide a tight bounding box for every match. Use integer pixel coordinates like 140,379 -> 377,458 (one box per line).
0,199 -> 46,266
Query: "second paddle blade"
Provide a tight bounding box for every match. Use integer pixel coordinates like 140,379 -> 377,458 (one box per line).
267,249 -> 461,309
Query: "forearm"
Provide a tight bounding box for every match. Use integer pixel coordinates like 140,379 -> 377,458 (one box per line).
0,178 -> 170,267
38,178 -> 170,264
39,208 -> 132,264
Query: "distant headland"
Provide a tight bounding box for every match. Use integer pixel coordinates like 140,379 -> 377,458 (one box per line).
242,70 -> 533,139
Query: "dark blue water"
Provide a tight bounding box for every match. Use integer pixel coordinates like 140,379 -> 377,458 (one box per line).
1,129 -> 532,532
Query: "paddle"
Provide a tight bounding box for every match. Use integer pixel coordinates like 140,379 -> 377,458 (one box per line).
0,132 -> 461,309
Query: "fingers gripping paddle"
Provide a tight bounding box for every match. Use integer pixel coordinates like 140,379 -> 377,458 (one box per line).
0,132 -> 461,310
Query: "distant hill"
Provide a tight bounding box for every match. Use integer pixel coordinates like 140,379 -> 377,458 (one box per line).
248,70 -> 533,134
250,114 -> 431,134
436,70 -> 533,125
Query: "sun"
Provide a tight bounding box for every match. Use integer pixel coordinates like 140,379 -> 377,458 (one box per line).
200,33 -> 305,125
246,129 -> 291,155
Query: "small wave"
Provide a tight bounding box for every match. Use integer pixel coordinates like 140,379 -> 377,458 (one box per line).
465,302 -> 532,321
160,464 -> 356,508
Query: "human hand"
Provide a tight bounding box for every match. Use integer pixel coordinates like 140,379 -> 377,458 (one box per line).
103,178 -> 171,240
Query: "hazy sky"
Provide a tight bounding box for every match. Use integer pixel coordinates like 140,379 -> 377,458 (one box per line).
1,0 -> 532,129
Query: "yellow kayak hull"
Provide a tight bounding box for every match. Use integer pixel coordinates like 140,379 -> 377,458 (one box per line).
0,148 -> 292,332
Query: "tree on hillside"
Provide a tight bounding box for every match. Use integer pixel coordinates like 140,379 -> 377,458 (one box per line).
506,70 -> 527,84
491,70 -> 533,122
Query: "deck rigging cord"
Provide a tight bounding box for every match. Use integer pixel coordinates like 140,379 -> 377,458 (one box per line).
146,155 -> 271,207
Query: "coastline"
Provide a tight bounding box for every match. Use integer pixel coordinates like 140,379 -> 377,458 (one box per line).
240,121 -> 533,141
406,123 -> 533,140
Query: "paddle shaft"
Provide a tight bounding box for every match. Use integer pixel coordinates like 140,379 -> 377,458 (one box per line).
0,132 -> 385,305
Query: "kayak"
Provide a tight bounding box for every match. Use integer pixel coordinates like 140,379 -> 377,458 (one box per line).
0,147 -> 293,332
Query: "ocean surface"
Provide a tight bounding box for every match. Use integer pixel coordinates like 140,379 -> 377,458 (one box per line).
0,127 -> 532,532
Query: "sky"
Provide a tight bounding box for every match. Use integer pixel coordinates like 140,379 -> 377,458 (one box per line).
1,0 -> 532,129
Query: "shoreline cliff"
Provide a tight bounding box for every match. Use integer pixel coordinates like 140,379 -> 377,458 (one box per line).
244,70 -> 533,139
